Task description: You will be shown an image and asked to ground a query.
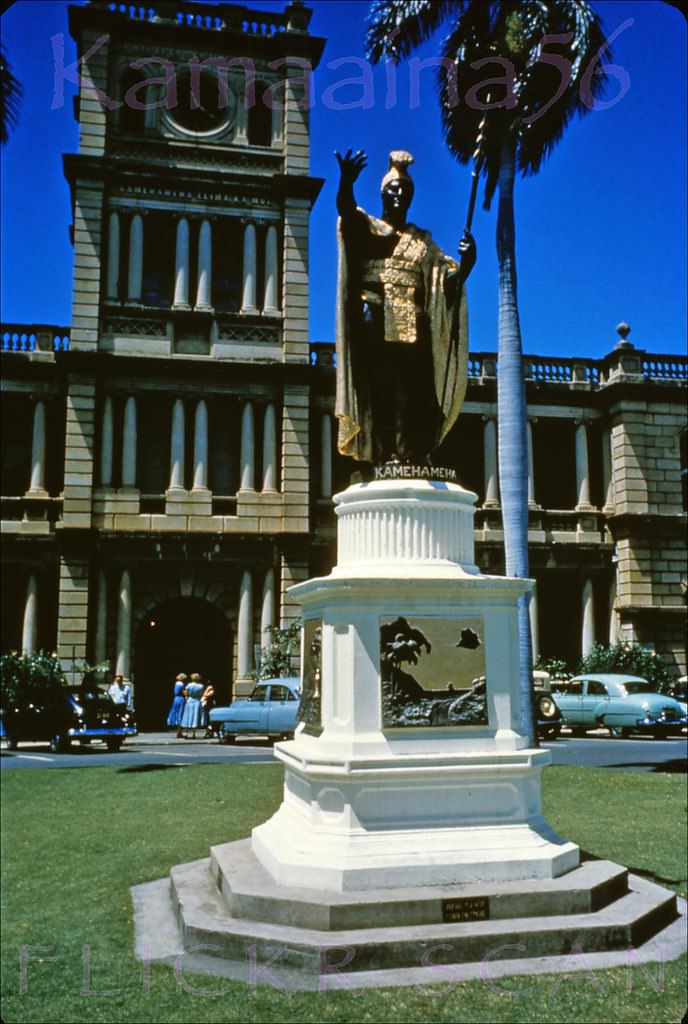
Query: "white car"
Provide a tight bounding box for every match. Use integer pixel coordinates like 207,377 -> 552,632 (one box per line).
552,674 -> 688,738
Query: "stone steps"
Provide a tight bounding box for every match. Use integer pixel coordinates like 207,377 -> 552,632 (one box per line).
210,838 -> 629,930
168,847 -> 678,978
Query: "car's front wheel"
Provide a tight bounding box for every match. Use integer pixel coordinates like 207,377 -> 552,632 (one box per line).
50,734 -> 70,753
105,738 -> 123,752
218,727 -> 235,745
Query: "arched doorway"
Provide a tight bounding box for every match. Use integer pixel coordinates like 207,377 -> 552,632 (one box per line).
134,597 -> 232,729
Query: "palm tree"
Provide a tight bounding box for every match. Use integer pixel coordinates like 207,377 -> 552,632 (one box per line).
366,1 -> 609,743
0,46 -> 22,145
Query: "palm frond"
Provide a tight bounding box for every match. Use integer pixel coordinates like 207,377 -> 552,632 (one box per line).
0,47 -> 22,145
366,0 -> 467,62
435,0 -> 610,196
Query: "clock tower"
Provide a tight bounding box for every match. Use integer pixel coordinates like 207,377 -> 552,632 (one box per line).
59,0 -> 325,724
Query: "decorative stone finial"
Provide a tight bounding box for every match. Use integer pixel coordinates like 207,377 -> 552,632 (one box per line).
615,321 -> 634,350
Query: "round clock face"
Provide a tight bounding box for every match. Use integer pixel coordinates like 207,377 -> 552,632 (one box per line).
170,68 -> 234,134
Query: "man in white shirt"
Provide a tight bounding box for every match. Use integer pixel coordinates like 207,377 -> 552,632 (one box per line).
109,675 -> 133,710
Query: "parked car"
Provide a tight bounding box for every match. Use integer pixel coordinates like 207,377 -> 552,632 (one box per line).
551,674 -> 688,738
210,678 -> 301,744
0,686 -> 137,752
533,670 -> 564,740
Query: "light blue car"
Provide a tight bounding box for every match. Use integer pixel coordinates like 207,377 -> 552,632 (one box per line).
209,678 -> 301,744
552,674 -> 688,738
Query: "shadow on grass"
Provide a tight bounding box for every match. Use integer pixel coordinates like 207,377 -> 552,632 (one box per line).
116,763 -> 186,773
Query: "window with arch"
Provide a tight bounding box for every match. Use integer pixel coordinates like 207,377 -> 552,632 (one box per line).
247,84 -> 273,147
118,67 -> 148,134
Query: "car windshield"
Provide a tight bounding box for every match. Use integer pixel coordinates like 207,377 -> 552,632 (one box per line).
622,681 -> 657,695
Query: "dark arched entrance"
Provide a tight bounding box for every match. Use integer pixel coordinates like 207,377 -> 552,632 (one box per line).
134,597 -> 232,729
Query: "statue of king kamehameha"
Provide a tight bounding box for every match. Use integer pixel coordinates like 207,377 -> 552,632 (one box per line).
334,148 -> 476,466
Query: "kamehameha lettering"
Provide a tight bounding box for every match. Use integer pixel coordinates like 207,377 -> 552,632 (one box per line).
373,464 -> 457,482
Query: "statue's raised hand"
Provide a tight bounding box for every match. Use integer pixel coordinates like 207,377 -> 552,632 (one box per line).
335,149 -> 367,185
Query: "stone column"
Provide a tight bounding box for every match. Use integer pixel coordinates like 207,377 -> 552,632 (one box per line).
320,413 -> 332,498
169,399 -> 185,491
173,216 -> 190,310
581,578 -> 595,658
22,575 -> 38,653
602,428 -> 615,512
529,586 -> 539,662
237,570 -> 253,678
482,416 -> 499,507
263,225 -> 280,315
241,222 -> 258,314
115,569 -> 132,679
127,213 -> 143,303
192,399 -> 209,490
240,401 -> 255,491
106,211 -> 120,301
261,567 -> 275,645
262,403 -> 277,492
121,396 -> 137,489
94,570 -> 108,666
196,219 -> 212,311
575,421 -> 593,509
527,420 -> 537,508
608,574 -> 619,644
100,396 -> 114,487
28,400 -> 47,494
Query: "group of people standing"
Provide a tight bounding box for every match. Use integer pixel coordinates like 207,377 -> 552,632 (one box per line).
166,673 -> 216,738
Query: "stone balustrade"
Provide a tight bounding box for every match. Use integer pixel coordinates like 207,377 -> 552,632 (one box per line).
102,1 -> 292,35
309,344 -> 687,386
1,324 -> 70,354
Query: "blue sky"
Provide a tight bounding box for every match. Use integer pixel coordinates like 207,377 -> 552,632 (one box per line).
1,0 -> 686,359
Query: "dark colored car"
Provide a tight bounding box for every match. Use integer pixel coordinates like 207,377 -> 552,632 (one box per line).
0,686 -> 137,752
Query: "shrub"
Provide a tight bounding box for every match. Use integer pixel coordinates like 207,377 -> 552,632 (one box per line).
255,619 -> 302,680
0,649 -> 65,707
575,641 -> 673,691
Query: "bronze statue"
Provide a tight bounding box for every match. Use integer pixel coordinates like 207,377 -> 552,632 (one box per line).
334,148 -> 476,465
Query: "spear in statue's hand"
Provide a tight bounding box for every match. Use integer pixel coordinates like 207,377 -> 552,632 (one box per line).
464,109 -> 489,237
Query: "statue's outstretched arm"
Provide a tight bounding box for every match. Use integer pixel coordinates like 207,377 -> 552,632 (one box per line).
335,149 -> 367,221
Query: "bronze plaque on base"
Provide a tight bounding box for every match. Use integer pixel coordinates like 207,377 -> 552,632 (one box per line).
441,896 -> 490,922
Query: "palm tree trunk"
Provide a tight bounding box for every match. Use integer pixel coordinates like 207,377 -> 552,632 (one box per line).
496,135 -> 536,745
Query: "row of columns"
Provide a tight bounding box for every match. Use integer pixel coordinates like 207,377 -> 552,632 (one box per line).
99,397 -> 279,493
106,212 -> 280,314
20,568 -> 614,667
481,417 -> 613,511
90,566 -> 276,682
529,575 -> 612,662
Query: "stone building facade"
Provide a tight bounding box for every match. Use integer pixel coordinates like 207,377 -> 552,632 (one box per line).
1,2 -> 686,726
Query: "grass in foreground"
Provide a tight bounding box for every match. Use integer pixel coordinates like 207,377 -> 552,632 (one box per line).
1,762 -> 685,1024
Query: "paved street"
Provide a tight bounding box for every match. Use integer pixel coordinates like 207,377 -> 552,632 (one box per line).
1,731 -> 686,771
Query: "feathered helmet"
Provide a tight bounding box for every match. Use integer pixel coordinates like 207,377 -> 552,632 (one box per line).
381,150 -> 415,195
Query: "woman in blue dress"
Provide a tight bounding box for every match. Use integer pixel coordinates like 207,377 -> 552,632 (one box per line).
180,673 -> 204,738
166,674 -> 187,736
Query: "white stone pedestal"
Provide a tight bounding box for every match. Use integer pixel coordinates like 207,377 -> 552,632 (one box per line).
252,479 -> 579,891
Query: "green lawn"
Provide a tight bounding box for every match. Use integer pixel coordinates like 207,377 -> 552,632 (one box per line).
1,762 -> 685,1024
